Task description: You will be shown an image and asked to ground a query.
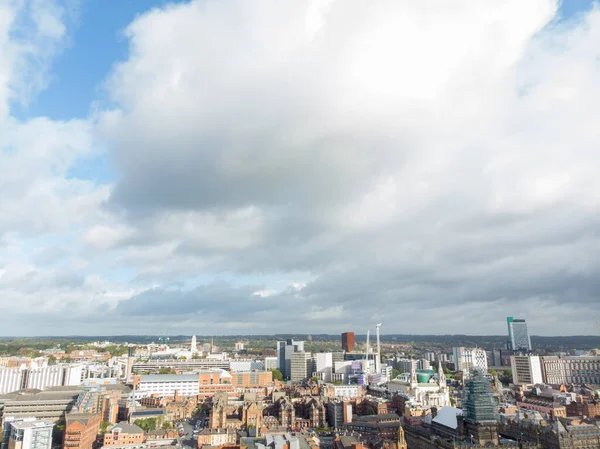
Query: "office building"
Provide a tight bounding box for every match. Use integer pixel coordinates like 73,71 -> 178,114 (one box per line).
452,347 -> 488,378
341,333 -> 355,353
290,352 -> 312,383
326,401 -> 352,430
312,353 -> 333,382
63,414 -> 101,449
419,359 -> 431,370
0,386 -> 82,423
398,359 -> 418,374
5,419 -> 53,449
510,355 -> 543,385
276,340 -> 304,379
541,356 -> 600,385
264,357 -> 278,371
507,317 -> 532,351
133,374 -> 200,396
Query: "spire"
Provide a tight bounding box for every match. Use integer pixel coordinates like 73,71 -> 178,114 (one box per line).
398,422 -> 407,449
410,361 -> 417,386
437,355 -> 446,388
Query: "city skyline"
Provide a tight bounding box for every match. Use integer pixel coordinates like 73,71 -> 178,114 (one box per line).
1,0 -> 600,335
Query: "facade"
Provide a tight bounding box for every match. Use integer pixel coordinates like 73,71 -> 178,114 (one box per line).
264,357 -> 277,371
63,413 -> 102,449
326,401 -> 352,429
72,385 -> 120,423
507,316 -> 532,351
290,352 -> 312,383
132,359 -> 230,372
103,422 -> 145,446
0,386 -> 82,423
276,340 -> 304,380
341,333 -> 355,353
511,355 -> 543,385
397,359 -> 418,374
452,347 -> 488,378
6,419 -> 53,449
312,353 -> 333,382
540,356 -> 600,384
134,374 -> 200,396
0,370 -> 23,395
230,371 -> 272,387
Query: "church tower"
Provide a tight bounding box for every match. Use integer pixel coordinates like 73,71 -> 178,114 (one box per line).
398,422 -> 407,449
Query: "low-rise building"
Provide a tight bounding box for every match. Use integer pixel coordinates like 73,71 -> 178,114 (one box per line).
103,422 -> 145,447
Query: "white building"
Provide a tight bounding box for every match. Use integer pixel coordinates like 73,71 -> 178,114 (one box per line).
26,366 -> 64,390
264,357 -> 278,371
398,359 -> 418,374
511,355 -> 543,385
136,374 -> 200,396
234,342 -> 245,351
452,347 -> 488,378
332,385 -> 362,399
6,418 -> 53,449
0,368 -> 23,394
312,353 -> 333,382
386,362 -> 450,409
191,335 -> 198,354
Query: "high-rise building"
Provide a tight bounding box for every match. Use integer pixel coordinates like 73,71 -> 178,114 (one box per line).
264,357 -> 278,371
507,317 -> 532,351
190,335 -> 198,354
5,419 -> 53,449
341,332 -> 355,353
290,352 -> 312,383
510,355 -> 543,385
276,339 -> 304,379
452,347 -> 488,378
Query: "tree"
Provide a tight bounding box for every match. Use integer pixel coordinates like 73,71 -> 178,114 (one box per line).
391,369 -> 401,379
48,355 -> 57,366
134,418 -> 157,432
99,422 -> 111,434
269,369 -> 283,381
162,421 -> 173,430
158,368 -> 175,375
489,369 -> 498,377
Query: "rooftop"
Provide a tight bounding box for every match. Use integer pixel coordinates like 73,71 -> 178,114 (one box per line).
140,374 -> 199,382
108,422 -> 144,434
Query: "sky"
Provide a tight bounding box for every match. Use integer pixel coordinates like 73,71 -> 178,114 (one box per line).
1,0 -> 600,337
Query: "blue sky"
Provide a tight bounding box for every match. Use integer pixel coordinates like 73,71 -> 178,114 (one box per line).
2,0 -> 600,337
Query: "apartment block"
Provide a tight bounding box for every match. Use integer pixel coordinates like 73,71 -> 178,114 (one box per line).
6,419 -> 53,449
63,413 -> 101,449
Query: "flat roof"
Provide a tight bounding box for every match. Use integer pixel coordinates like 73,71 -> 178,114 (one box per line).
140,374 -> 199,382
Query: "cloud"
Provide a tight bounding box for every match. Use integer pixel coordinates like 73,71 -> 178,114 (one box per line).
4,0 -> 600,335
87,0 -> 600,336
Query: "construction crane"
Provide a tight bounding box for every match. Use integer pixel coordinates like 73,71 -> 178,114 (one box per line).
363,330 -> 371,382
376,323 -> 382,375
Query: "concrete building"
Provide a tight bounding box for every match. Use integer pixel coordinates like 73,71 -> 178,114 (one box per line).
541,355 -> 600,384
63,413 -> 101,449
510,355 -> 543,385
507,317 -> 532,351
0,386 -> 83,423
326,401 -> 352,430
0,370 -> 23,395
190,336 -> 198,354
290,352 -> 312,383
133,374 -> 199,397
276,340 -> 304,380
419,359 -> 431,370
132,359 -> 230,372
398,359 -> 418,374
312,353 -> 333,382
341,333 -> 355,353
452,347 -> 488,378
5,419 -> 53,449
332,385 -> 361,399
264,357 -> 277,371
